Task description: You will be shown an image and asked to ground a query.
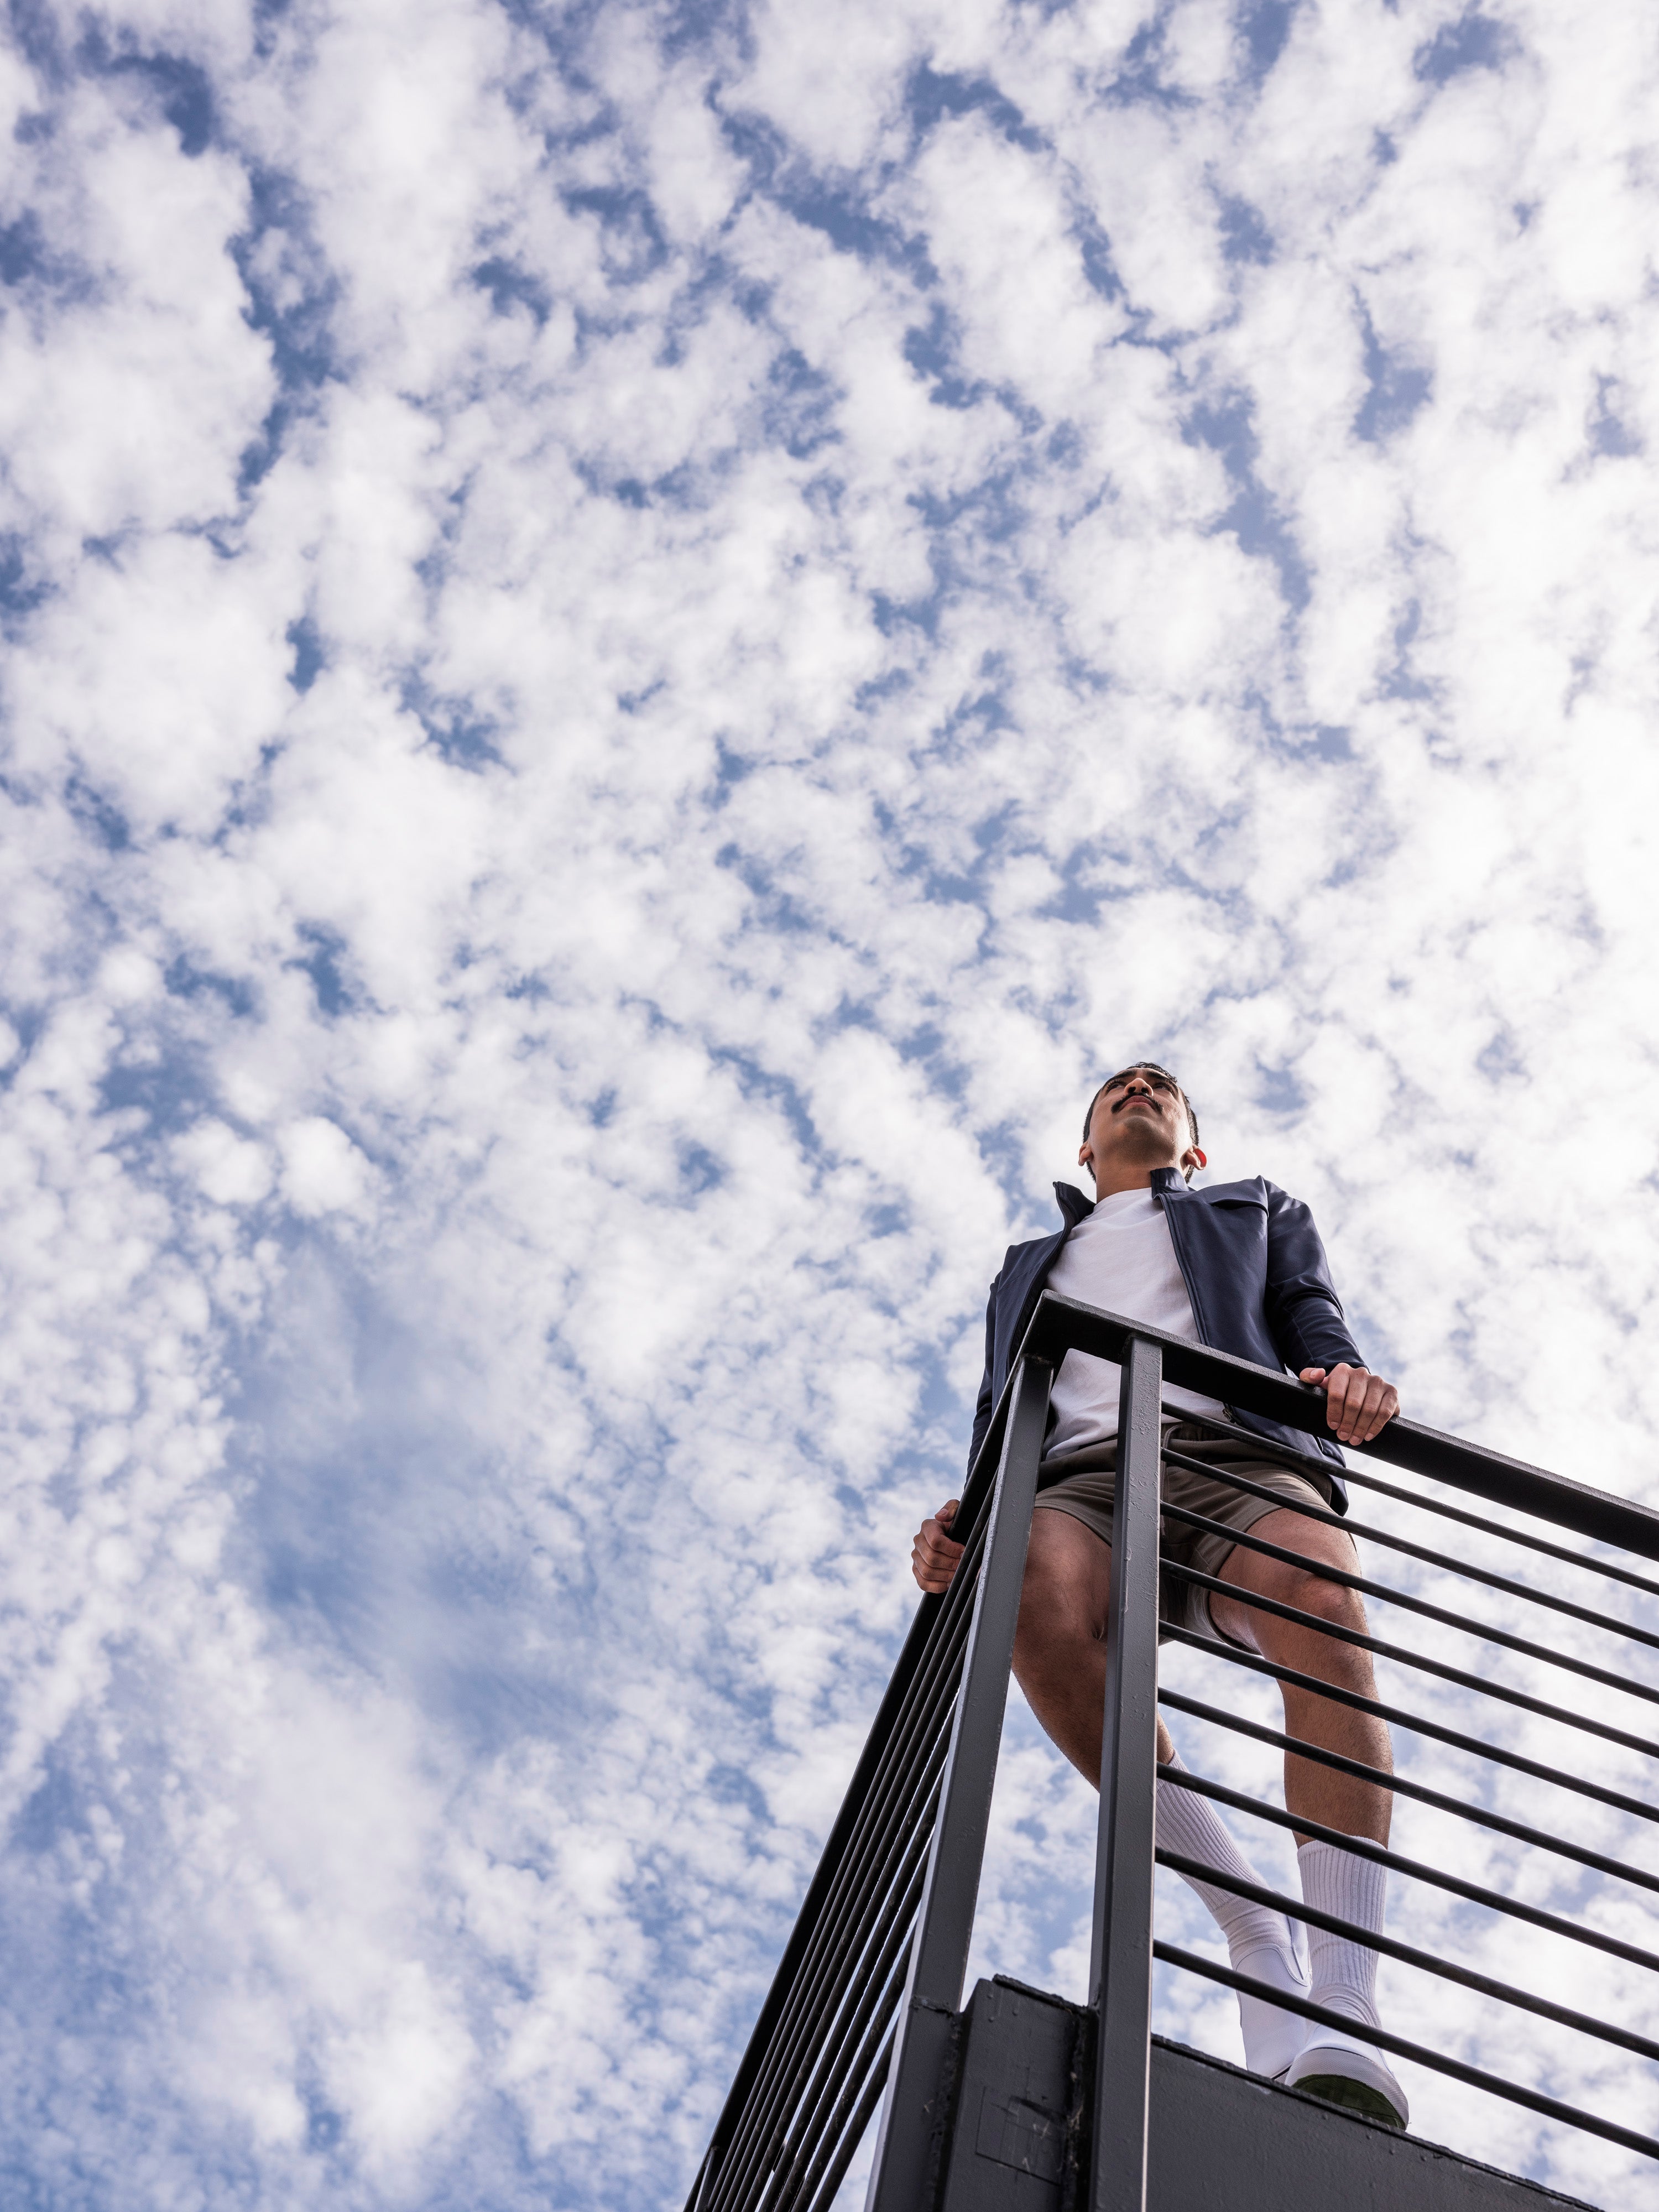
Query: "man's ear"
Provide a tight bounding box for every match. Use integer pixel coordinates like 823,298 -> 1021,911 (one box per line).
1181,1146 -> 1207,1180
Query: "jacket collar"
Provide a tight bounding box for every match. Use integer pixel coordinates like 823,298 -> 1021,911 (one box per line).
1053,1165 -> 1188,1227
1053,1180 -> 1093,1227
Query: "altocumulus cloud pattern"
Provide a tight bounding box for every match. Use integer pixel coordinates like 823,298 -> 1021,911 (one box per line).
2,0 -> 1659,2204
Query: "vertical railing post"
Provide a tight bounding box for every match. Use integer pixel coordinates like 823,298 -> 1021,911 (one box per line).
1089,1334 -> 1163,2212
864,1354 -> 1053,2212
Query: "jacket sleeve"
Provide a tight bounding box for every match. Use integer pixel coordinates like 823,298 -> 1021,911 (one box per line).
966,1272 -> 1001,1481
1261,1185 -> 1366,1375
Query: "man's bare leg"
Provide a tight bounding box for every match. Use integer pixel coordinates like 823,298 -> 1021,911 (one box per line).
1011,1508 -> 1309,2079
1010,1507 -> 1177,1776
1010,1504 -> 1391,1844
1207,1509 -> 1391,1843
1209,1510 -> 1405,2124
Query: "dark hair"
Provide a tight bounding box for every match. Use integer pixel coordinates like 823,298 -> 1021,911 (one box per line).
1081,1062 -> 1201,1153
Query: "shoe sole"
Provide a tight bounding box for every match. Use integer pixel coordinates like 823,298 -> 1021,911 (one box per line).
1291,2072 -> 1405,2130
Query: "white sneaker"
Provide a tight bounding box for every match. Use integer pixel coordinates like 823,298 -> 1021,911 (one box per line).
1288,2036 -> 1409,2128
1233,1922 -> 1310,2081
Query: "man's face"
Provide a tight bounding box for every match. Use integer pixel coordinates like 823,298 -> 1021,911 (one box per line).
1081,1067 -> 1199,1182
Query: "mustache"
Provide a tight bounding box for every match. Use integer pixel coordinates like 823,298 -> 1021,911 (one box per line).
1112,1091 -> 1162,1114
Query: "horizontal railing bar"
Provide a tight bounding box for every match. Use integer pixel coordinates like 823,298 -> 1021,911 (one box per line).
1155,1845 -> 1659,2064
1160,1443 -> 1659,1656
718,1462 -> 1011,2211
800,2028 -> 894,2212
1021,1293 -> 1659,1559
1158,1686 -> 1659,1898
764,1835 -> 930,2209
1166,1559 -> 1659,1761
687,2148 -> 714,2212
712,1601 -> 969,2212
1154,1945 -> 1659,2162
1162,1407 -> 1659,1604
691,1582 -> 947,2201
950,1348 -> 1029,1550
721,1345 -> 1037,2209
708,1752 -> 937,2212
1163,1621 -> 1659,1826
696,1448 -> 1004,2210
1159,1765 -> 1659,1975
717,1785 -> 936,2212
1161,1497 -> 1659,1710
717,1310 -> 1026,2194
779,1953 -> 906,2212
815,1540 -> 975,1896
708,1535 -> 983,2212
767,1862 -> 924,2212
776,2000 -> 904,2212
786,1984 -> 902,2212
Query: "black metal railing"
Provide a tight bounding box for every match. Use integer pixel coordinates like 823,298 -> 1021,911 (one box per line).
684,1292 -> 1659,2211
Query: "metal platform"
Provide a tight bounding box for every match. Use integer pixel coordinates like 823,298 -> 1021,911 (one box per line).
940,1977 -> 1597,2212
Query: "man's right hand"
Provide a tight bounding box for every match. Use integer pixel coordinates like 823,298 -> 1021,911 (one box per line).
912,1500 -> 964,1593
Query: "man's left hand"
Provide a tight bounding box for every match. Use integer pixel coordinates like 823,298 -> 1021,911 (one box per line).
1300,1363 -> 1399,1445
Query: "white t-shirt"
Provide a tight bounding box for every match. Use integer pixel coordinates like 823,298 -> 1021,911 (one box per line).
1044,1187 -> 1227,1455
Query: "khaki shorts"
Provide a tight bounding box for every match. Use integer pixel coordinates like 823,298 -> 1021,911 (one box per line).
1032,1422 -> 1336,1645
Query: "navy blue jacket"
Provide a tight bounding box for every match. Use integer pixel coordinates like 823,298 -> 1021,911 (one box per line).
969,1166 -> 1364,1512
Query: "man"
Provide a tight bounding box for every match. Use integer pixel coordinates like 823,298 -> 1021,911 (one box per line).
911,1063 -> 1408,2127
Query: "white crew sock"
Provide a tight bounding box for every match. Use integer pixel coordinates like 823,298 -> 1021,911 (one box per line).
1287,1838 -> 1408,2123
1156,1754 -> 1308,2079
1296,1838 -> 1383,2032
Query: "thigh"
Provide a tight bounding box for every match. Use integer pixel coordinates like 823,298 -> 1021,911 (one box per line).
1024,1503 -> 1115,1639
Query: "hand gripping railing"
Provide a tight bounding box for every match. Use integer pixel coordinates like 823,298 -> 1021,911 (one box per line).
684,1292 -> 1659,2212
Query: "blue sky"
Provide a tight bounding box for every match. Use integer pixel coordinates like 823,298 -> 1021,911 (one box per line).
2,0 -> 1659,2204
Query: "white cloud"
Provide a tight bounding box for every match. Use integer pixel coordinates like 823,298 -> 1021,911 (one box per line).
278,1117 -> 370,1217
2,0 -> 1658,2204
175,1116 -> 274,1206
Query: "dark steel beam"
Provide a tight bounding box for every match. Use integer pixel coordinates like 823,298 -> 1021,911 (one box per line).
1160,1442 -> 1659,1653
1155,1843 -> 1659,2063
1166,1558 -> 1659,1759
1159,1494 -> 1659,1707
864,1354 -> 1053,2212
1161,1405 -> 1659,1603
1089,1334 -> 1162,2212
1025,1293 -> 1659,1559
1162,1619 -> 1659,1827
1157,1685 -> 1659,1897
1162,1766 -> 1659,1976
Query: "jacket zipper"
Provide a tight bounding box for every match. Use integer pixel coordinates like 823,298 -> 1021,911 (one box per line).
1156,1183 -> 1234,1425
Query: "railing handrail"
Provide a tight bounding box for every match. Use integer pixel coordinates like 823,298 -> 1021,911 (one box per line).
1022,1291 -> 1659,1559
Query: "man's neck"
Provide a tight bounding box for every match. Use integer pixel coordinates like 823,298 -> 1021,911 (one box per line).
1089,1162 -> 1175,1201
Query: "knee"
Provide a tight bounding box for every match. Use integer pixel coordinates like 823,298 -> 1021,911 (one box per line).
1257,1569 -> 1376,1693
1277,1562 -> 1369,1641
